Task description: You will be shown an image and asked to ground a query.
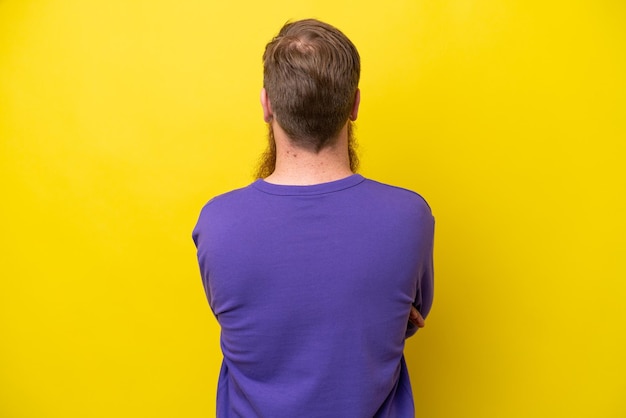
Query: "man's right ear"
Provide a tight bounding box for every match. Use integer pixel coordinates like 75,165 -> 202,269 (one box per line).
349,89 -> 360,121
260,88 -> 273,123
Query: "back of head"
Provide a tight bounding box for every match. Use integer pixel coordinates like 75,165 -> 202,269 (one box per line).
263,19 -> 360,151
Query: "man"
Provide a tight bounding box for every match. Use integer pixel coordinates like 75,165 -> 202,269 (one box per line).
193,19 -> 434,417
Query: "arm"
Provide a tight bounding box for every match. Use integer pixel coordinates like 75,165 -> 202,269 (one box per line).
405,215 -> 435,338
409,305 -> 425,328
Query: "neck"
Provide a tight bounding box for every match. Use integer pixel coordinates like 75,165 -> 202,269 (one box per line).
264,122 -> 353,186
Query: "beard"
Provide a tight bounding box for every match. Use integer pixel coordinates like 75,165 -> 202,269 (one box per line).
254,122 -> 359,179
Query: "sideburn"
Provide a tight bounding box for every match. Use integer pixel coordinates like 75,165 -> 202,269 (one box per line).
254,126 -> 277,179
347,122 -> 359,173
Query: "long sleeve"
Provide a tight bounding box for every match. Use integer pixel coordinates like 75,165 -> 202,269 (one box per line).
406,216 -> 435,339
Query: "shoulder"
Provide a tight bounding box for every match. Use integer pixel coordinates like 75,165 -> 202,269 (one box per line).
361,178 -> 433,215
192,183 -> 260,243
193,182 -> 262,231
199,182 -> 258,211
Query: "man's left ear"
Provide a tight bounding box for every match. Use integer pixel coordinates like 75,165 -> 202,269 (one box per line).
350,89 -> 360,121
260,88 -> 273,123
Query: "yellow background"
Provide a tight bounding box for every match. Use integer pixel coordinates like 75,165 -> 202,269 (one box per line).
1,1 -> 624,417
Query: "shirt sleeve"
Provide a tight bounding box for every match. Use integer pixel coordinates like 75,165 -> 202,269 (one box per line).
192,206 -> 217,317
405,215 -> 435,339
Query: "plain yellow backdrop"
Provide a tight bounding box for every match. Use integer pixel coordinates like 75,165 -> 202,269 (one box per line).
1,1 -> 624,417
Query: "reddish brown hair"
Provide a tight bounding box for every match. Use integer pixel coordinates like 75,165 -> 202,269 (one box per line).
263,19 -> 360,151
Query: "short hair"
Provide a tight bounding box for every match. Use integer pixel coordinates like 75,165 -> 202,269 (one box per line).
263,19 -> 360,151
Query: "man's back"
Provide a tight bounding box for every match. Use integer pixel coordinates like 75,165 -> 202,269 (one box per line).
193,174 -> 434,417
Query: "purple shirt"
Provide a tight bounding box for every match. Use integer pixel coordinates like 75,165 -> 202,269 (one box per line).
193,174 -> 434,417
